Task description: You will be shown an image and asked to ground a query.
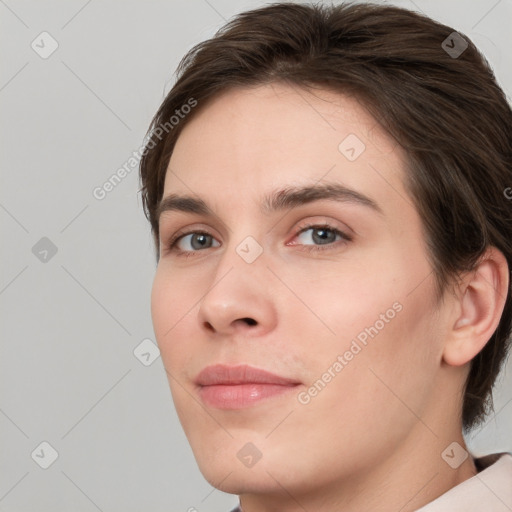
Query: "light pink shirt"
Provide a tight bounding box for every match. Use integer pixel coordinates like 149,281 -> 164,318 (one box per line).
417,453 -> 512,511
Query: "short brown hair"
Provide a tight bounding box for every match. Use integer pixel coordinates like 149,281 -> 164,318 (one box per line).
139,2 -> 512,430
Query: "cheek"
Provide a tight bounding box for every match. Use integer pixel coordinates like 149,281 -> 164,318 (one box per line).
286,258 -> 407,356
150,266 -> 196,368
150,268 -> 173,343
287,245 -> 441,416
150,267 -> 203,424
282,298 -> 441,476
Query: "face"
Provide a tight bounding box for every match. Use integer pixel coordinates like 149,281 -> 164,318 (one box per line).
151,83 -> 447,498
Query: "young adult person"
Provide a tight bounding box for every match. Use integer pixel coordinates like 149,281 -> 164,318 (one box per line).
139,3 -> 512,510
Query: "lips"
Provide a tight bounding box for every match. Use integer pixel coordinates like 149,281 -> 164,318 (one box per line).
195,364 -> 300,409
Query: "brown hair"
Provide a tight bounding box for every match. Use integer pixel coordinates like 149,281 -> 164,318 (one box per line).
139,2 -> 512,430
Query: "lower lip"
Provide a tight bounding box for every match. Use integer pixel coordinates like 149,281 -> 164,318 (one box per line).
199,383 -> 299,409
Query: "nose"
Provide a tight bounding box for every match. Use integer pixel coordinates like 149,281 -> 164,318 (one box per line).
197,240 -> 278,337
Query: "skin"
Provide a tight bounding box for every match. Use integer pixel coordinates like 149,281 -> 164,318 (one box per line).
150,83 -> 508,512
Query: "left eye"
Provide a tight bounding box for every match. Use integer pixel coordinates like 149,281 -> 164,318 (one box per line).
294,225 -> 348,246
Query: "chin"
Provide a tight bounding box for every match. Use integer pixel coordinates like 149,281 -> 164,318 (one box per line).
188,434 -> 300,495
197,458 -> 293,495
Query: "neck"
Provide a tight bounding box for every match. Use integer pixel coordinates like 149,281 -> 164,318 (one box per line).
238,422 -> 477,512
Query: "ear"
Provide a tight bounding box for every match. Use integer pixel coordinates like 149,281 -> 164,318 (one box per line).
442,246 -> 509,367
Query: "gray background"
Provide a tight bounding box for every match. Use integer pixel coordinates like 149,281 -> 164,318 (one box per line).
1,0 -> 511,511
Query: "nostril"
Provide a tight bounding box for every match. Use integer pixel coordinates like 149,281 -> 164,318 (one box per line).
203,321 -> 215,332
242,317 -> 257,326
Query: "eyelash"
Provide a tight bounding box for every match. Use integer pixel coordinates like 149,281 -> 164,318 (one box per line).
165,222 -> 352,258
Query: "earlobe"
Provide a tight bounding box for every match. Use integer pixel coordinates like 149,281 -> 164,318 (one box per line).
442,247 -> 509,367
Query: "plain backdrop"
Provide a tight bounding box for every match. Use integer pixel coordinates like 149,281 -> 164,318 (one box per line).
1,1 -> 511,511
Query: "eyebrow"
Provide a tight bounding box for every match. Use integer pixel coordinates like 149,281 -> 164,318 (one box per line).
156,182 -> 383,221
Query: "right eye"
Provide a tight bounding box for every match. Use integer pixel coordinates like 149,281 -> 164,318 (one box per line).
168,230 -> 221,255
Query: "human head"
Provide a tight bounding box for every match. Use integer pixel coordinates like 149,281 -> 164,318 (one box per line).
140,2 -> 512,434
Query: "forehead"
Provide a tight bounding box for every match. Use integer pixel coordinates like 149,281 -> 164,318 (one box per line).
163,83 -> 410,219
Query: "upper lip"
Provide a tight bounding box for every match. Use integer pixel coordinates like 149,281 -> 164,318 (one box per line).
195,364 -> 300,386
